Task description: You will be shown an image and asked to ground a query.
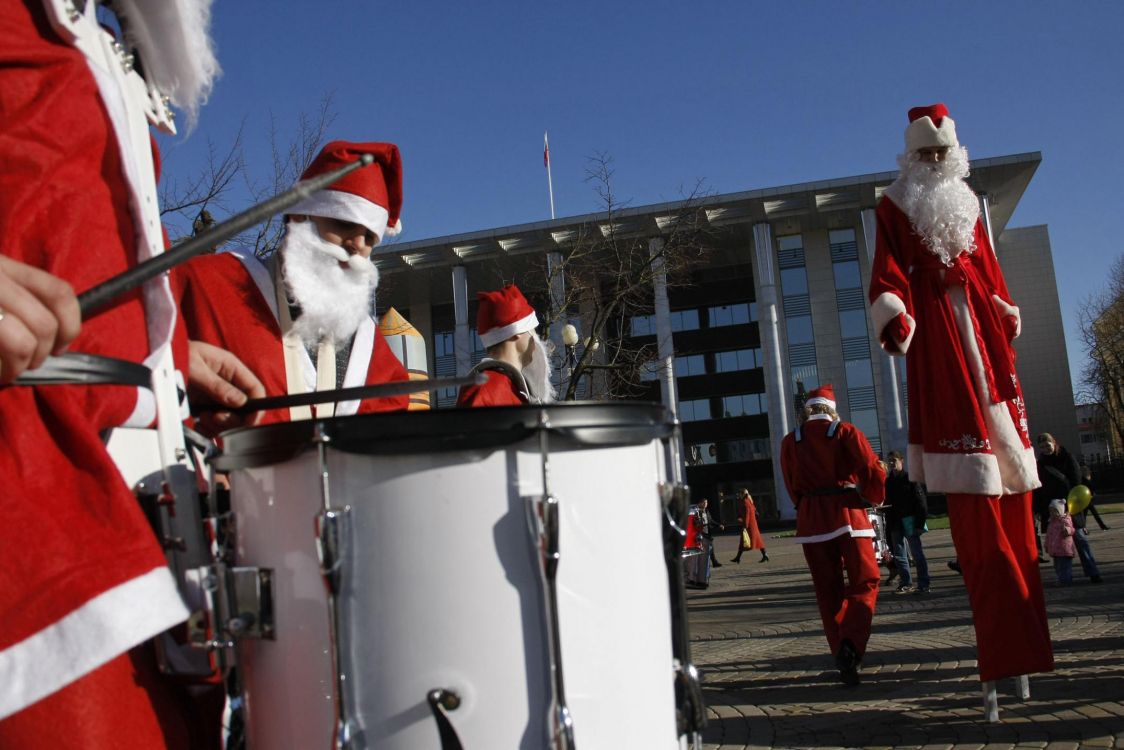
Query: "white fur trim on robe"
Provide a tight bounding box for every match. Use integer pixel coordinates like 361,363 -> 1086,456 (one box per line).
991,294 -> 1022,339
793,526 -> 876,545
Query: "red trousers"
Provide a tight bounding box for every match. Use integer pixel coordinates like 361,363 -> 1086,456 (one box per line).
801,533 -> 880,659
947,492 -> 1054,681
0,644 -> 222,750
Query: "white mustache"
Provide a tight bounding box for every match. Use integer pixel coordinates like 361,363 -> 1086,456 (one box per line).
311,240 -> 376,277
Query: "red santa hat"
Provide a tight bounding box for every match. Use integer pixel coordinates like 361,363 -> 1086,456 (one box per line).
476,284 -> 539,348
904,103 -> 960,153
287,140 -> 403,244
805,384 -> 837,410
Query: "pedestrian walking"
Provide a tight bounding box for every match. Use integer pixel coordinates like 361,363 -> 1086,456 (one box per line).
731,489 -> 769,563
885,451 -> 931,593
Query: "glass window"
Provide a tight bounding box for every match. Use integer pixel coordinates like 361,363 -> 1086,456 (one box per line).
787,316 -> 814,345
845,359 -> 875,389
639,362 -> 661,382
687,442 -> 718,465
839,309 -> 869,339
631,314 -> 655,336
675,354 -> 706,377
714,348 -> 762,373
720,393 -> 765,418
791,364 -> 819,393
707,303 -> 752,328
670,309 -> 700,332
833,260 -> 862,290
749,302 -> 758,322
780,267 -> 808,295
829,228 -> 856,245
851,409 -> 880,443
777,234 -> 803,251
433,331 -> 454,358
680,399 -> 711,422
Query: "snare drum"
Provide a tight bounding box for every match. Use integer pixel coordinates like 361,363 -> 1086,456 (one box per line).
212,403 -> 687,749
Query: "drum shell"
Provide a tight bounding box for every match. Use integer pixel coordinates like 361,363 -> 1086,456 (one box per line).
226,407 -> 680,749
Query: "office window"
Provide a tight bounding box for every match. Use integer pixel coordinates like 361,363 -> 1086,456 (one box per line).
845,359 -> 875,390
833,260 -> 862,291
791,364 -> 820,394
787,316 -> 814,345
433,331 -> 454,358
721,393 -> 766,418
714,348 -> 762,373
708,303 -> 753,328
631,314 -> 656,336
675,354 -> 706,377
780,267 -> 808,295
670,309 -> 700,332
839,309 -> 869,339
679,398 -> 712,422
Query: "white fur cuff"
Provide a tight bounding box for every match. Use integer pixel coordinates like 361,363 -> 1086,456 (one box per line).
991,294 -> 1021,339
870,292 -> 915,355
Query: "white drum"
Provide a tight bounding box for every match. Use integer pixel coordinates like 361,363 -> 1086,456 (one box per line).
212,402 -> 688,749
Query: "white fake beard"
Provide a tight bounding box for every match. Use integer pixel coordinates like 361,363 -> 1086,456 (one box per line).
896,146 -> 980,267
112,0 -> 220,129
523,335 -> 557,403
280,221 -> 378,347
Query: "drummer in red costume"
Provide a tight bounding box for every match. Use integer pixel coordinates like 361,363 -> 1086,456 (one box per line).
780,385 -> 886,686
868,104 -> 1051,712
457,283 -> 556,407
0,0 -> 262,747
177,141 -> 410,423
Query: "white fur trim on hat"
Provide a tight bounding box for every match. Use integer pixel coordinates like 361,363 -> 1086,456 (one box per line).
479,310 -> 538,348
905,115 -> 959,153
870,291 -> 916,355
805,396 -> 836,410
288,187 -> 390,244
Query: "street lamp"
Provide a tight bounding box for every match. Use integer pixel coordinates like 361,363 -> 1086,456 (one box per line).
562,323 -> 579,370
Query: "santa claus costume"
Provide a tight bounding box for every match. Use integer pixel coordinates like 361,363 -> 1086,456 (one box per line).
0,0 -> 218,746
779,386 -> 886,685
457,284 -> 540,408
177,141 -> 409,422
868,104 -> 1052,695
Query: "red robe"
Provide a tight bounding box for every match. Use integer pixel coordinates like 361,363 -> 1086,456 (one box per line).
869,193 -> 1038,496
0,0 -> 189,728
780,415 -> 885,659
456,366 -> 527,408
176,250 -> 409,422
737,495 -> 765,550
871,184 -> 1052,681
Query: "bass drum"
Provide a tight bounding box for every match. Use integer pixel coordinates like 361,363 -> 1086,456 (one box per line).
213,402 -> 683,749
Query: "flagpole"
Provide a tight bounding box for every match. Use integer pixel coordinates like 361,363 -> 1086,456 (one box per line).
545,130 -> 555,220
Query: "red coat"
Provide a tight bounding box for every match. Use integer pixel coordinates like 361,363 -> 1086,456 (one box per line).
739,496 -> 765,550
780,416 -> 886,544
0,0 -> 188,718
176,250 -> 409,423
869,193 -> 1039,496
456,367 -> 527,408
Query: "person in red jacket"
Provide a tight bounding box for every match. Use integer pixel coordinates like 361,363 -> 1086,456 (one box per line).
177,141 -> 410,423
730,488 -> 768,563
780,385 -> 886,686
457,283 -> 555,407
868,104 -> 1052,714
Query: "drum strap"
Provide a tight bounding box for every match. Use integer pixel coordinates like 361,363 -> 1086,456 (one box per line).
275,268 -> 337,420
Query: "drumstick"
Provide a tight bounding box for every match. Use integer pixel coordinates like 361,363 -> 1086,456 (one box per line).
192,373 -> 486,414
78,154 -> 376,319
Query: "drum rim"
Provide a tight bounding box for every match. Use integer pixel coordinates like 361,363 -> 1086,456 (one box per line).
211,401 -> 672,471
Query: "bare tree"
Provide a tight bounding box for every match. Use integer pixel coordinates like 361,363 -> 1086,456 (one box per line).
1079,253 -> 1124,453
523,152 -> 713,400
158,95 -> 337,256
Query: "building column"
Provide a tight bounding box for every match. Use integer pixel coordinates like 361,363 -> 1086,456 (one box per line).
978,193 -> 994,243
860,208 -> 907,453
752,223 -> 793,519
649,237 -> 676,412
451,265 -> 471,377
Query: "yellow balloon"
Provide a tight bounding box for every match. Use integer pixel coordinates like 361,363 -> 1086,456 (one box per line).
1067,484 -> 1092,515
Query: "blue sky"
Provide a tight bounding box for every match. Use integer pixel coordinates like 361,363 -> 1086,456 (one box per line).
161,1 -> 1124,396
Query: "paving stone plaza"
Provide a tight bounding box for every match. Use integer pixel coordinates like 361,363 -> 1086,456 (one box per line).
687,514 -> 1124,749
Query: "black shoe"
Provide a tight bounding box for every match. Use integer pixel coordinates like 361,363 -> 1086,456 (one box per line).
711,561 -> 723,568
730,557 -> 742,564
886,569 -> 900,584
835,640 -> 861,686
1038,556 -> 1050,564
947,560 -> 961,574
915,585 -> 931,594
760,552 -> 770,562
894,584 -> 914,594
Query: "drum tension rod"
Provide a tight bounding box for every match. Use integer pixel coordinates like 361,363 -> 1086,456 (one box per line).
426,689 -> 465,750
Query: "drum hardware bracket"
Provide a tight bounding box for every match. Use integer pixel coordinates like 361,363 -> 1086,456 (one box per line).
426,689 -> 465,750
188,564 -> 276,651
525,411 -> 577,750
673,659 -> 707,746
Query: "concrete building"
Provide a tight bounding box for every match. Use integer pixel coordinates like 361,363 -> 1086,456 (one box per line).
372,152 -> 1076,522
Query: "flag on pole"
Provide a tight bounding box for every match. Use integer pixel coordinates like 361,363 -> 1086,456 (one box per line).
544,130 -> 555,220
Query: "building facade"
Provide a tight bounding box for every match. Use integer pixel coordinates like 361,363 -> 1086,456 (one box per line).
372,152 -> 1075,523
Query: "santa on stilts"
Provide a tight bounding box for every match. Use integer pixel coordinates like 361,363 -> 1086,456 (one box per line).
868,103 -> 1053,718
780,385 -> 886,686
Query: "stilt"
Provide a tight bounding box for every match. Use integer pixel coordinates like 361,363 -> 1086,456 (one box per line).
1013,674 -> 1030,701
982,680 -> 999,722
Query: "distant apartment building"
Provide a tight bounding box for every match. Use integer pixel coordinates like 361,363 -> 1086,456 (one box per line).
373,152 -> 1077,521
